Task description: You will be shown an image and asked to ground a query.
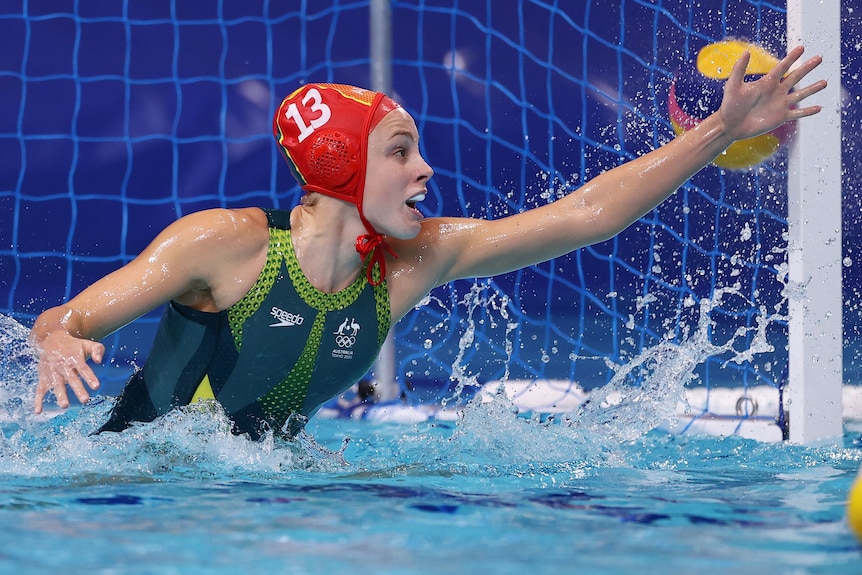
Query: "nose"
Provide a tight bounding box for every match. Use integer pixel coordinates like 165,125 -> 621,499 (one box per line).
417,155 -> 434,182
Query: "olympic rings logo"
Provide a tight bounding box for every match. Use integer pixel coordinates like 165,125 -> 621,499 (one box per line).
335,335 -> 356,348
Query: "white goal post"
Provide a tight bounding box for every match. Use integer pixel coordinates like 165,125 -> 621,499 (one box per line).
786,0 -> 844,444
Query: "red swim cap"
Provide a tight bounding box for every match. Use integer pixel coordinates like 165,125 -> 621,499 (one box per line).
273,84 -> 401,285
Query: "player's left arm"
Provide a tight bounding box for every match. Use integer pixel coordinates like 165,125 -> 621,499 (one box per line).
425,46 -> 825,284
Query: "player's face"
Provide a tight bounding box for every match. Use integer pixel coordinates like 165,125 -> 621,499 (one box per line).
363,108 -> 433,240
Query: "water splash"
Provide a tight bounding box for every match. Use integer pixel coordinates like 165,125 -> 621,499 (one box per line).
0,396 -> 352,482
0,313 -> 352,480
0,314 -> 38,426
446,284 -> 786,467
0,277 -> 788,481
572,285 -> 782,440
443,282 -> 517,406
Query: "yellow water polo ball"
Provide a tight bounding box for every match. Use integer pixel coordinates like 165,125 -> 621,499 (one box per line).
668,39 -> 795,170
849,470 -> 862,543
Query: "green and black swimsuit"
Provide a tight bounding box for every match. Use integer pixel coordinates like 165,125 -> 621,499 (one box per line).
99,208 -> 391,439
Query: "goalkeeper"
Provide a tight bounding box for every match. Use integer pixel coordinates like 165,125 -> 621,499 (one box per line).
30,47 -> 825,439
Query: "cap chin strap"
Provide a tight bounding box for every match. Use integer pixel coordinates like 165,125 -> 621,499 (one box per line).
354,229 -> 396,286
351,91 -> 397,287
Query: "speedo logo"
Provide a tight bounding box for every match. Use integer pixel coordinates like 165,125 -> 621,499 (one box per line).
269,306 -> 305,328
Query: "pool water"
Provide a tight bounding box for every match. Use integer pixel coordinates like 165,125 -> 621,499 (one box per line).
1,393 -> 860,575
2,314 -> 861,574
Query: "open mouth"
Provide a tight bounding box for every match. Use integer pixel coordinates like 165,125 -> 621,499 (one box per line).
406,192 -> 426,210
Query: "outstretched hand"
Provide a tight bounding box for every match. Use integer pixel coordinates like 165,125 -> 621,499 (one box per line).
33,332 -> 104,414
719,45 -> 827,142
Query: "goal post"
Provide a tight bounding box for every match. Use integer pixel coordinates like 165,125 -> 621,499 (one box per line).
786,0 -> 844,444
369,0 -> 400,402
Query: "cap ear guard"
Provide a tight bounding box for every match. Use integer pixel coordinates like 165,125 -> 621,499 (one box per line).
303,129 -> 361,199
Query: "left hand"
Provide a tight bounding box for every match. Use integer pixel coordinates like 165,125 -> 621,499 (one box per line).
719,45 -> 827,142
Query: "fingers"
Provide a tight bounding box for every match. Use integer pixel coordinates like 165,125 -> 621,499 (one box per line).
91,342 -> 105,365
789,103 -> 824,120
727,50 -> 752,87
766,47 -> 826,119
772,45 -> 806,79
729,46 -> 816,89
783,58 -> 824,91
33,368 -> 53,414
78,340 -> 105,394
790,78 -> 828,105
59,363 -> 95,406
73,360 -> 102,395
33,340 -> 105,414
784,52 -> 828,117
34,364 -> 70,413
34,366 -> 97,412
777,48 -> 823,90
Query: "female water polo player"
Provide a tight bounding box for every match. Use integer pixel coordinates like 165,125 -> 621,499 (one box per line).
30,47 -> 826,439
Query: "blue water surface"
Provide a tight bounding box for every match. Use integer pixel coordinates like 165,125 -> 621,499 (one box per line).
0,394 -> 860,575
1,312 -> 860,574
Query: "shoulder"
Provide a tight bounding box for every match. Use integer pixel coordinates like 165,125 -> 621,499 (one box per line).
396,215 -> 499,270
151,207 -> 271,254
385,216 -> 488,319
172,207 -> 270,236
394,217 -> 485,254
162,208 -> 273,310
142,207 -> 273,282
